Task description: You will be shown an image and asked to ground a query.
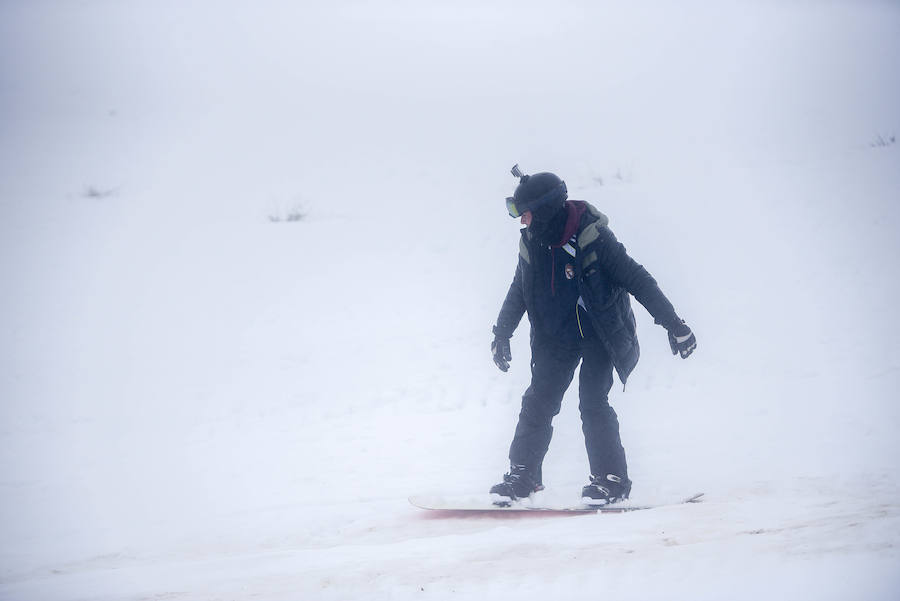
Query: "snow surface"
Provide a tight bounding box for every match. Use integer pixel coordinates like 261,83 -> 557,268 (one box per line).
2,1 -> 900,599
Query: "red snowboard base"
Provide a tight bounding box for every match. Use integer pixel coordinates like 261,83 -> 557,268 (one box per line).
409,492 -> 704,514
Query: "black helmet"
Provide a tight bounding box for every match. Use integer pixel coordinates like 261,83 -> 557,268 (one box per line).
506,168 -> 568,219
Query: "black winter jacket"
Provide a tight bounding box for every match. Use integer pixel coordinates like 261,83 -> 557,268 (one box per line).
495,201 -> 680,384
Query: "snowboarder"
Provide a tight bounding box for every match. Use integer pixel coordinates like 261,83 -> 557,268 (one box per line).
490,165 -> 696,506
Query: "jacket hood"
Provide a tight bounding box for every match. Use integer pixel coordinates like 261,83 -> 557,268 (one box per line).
552,200 -> 609,247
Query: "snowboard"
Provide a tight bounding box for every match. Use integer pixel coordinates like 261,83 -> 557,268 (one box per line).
409,492 -> 704,514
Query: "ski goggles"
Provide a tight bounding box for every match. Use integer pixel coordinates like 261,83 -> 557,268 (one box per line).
505,182 -> 567,219
505,197 -> 522,218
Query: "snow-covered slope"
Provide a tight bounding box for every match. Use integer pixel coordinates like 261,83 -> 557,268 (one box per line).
2,2 -> 899,599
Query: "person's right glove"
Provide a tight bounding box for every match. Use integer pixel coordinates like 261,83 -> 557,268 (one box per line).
668,320 -> 697,359
491,329 -> 512,372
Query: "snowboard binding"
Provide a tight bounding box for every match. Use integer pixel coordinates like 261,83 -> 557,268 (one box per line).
489,464 -> 544,506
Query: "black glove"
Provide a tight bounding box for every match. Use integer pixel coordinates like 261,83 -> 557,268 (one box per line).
491,330 -> 512,372
668,320 -> 697,359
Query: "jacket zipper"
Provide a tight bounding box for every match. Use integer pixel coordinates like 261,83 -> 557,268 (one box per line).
576,303 -> 584,338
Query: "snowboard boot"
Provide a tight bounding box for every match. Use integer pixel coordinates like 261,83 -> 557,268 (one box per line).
489,464 -> 543,505
581,473 -> 632,506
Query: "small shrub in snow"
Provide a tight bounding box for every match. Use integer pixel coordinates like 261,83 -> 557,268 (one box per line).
83,185 -> 116,199
269,206 -> 307,223
589,166 -> 633,188
285,208 -> 306,222
871,134 -> 895,148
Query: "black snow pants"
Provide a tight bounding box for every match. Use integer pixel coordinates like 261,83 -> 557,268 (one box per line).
508,334 -> 627,484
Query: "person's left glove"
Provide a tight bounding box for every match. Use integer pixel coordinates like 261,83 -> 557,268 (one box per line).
668,320 -> 697,359
491,328 -> 512,372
